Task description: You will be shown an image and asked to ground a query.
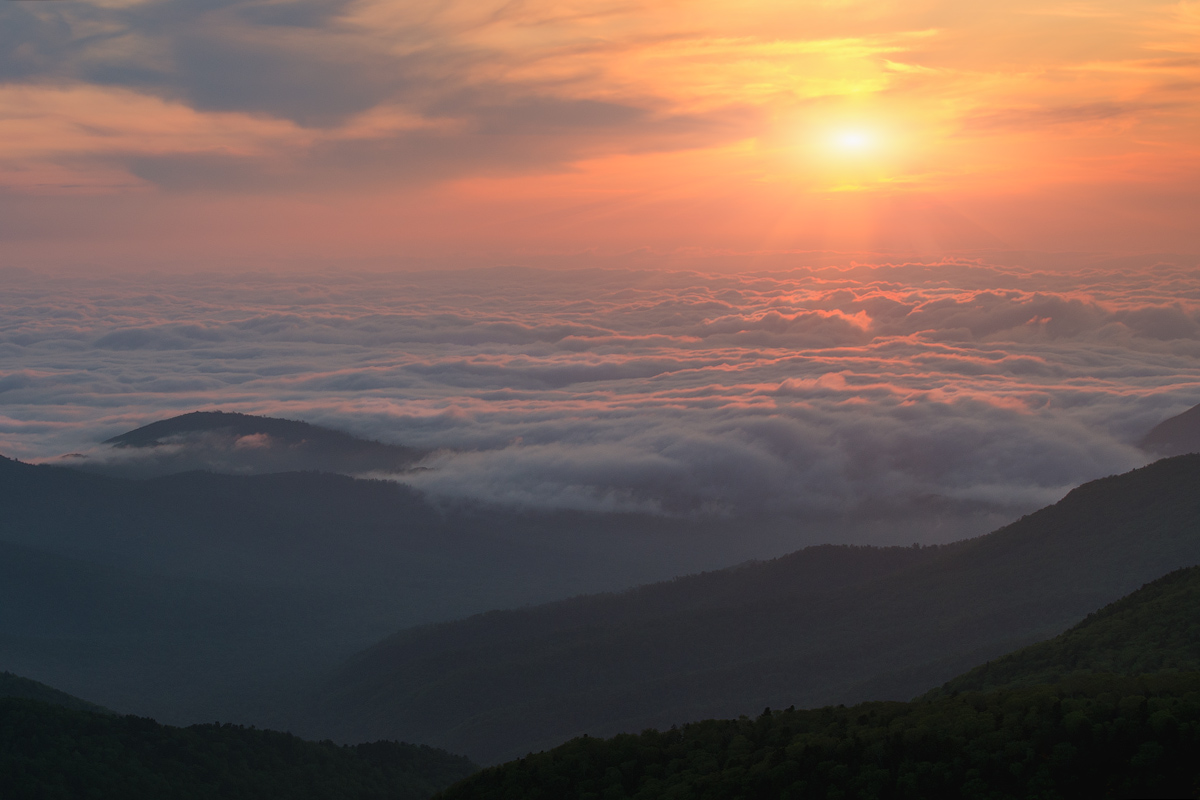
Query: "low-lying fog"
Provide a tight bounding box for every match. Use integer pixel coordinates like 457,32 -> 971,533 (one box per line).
3,258 -> 1198,549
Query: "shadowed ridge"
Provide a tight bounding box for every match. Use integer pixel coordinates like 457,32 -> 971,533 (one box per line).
923,565 -> 1200,698
1140,402 -> 1200,456
0,671 -> 113,714
0,697 -> 477,800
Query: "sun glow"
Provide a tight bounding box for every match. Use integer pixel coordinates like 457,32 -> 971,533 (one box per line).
834,130 -> 874,152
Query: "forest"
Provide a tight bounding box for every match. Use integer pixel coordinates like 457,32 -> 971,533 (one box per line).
437,674 -> 1200,800
0,697 -> 476,800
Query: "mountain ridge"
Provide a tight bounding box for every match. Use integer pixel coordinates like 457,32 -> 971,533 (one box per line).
304,454 -> 1200,763
0,671 -> 112,715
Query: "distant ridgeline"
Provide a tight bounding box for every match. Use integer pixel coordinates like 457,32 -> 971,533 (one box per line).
69,410 -> 427,478
437,568 -> 1200,800
0,671 -> 112,715
0,685 -> 476,800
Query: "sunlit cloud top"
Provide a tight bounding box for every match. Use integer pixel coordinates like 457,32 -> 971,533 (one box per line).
2,0 -> 1198,264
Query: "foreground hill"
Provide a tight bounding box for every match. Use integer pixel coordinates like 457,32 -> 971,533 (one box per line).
927,565 -> 1200,697
438,571 -> 1200,799
1140,401 -> 1200,456
436,674 -> 1200,800
306,455 -> 1200,763
0,697 -> 475,800
74,410 -> 426,478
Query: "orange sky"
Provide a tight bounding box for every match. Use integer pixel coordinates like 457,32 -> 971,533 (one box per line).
2,0 -> 1199,267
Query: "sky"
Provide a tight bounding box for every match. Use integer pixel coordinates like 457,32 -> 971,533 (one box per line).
2,0 -> 1199,267
3,0 -> 1200,554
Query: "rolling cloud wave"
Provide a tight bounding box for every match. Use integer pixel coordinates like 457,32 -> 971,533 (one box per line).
2,259 -> 1198,543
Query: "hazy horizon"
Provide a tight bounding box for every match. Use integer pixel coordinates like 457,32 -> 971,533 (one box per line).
4,0 -> 1200,546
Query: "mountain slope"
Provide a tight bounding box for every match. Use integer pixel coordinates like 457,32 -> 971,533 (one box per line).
435,674 -> 1200,800
437,571 -> 1200,798
1140,401 -> 1200,456
0,698 -> 475,800
308,455 -> 1200,763
0,671 -> 111,714
926,565 -> 1200,697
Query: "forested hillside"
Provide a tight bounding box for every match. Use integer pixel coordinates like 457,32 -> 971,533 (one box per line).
436,674 -> 1200,800
437,571 -> 1200,799
927,565 -> 1200,697
308,455 -> 1200,763
0,697 -> 475,800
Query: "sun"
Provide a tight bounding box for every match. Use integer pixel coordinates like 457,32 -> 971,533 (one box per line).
776,115 -> 911,189
832,129 -> 875,154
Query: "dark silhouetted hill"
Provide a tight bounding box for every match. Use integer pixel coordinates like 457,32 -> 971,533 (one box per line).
76,410 -> 427,477
1140,402 -> 1200,456
926,565 -> 1200,698
0,671 -> 111,714
0,697 -> 475,800
306,455 -> 1200,763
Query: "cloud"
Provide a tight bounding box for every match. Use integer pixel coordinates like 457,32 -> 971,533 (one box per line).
0,0 -> 762,194
3,259 -> 1199,551
0,5 -> 75,81
961,102 -> 1165,131
5,0 -> 1195,203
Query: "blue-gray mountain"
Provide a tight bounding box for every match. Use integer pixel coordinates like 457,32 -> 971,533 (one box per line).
0,452 -> 789,726
302,454 -> 1200,763
75,410 -> 426,478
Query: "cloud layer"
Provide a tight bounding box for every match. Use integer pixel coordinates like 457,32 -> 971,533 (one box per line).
2,259 -> 1198,546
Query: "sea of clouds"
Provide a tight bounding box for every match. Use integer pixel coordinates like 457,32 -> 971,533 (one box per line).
2,258 -> 1199,545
